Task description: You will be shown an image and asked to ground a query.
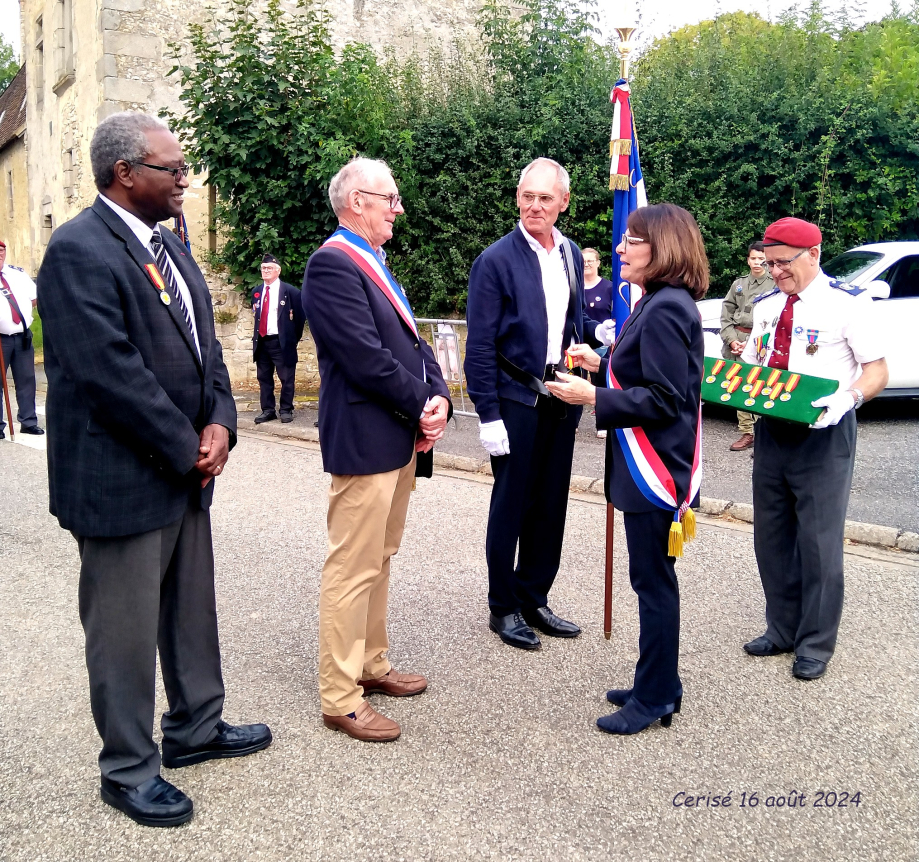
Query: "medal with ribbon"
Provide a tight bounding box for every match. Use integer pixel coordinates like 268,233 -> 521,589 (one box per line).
806,329 -> 819,355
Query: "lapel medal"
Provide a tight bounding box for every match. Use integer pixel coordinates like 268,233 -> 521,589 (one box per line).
806,329 -> 819,355
160,291 -> 171,305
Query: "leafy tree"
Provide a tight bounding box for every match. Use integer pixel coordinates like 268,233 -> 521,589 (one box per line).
0,36 -> 18,95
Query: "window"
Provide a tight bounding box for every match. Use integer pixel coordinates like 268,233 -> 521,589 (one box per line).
878,256 -> 919,300
34,17 -> 44,107
52,0 -> 75,92
63,148 -> 75,198
822,250 -> 883,283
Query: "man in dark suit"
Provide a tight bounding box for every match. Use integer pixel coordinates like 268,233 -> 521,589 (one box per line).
302,157 -> 451,742
37,112 -> 271,827
251,253 -> 305,424
465,158 -> 598,650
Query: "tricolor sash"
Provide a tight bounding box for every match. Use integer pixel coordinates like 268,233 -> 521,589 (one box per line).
322,228 -> 418,337
606,362 -> 703,556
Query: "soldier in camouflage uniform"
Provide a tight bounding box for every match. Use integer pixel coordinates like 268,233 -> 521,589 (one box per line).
720,241 -> 774,450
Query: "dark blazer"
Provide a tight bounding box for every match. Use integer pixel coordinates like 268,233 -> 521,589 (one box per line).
596,284 -> 703,513
37,196 -> 237,538
302,244 -> 451,476
250,280 -> 305,367
584,277 -> 615,325
465,226 -> 597,423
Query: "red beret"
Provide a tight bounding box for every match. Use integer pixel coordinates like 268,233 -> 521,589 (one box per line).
763,217 -> 822,248
0,239 -> 6,248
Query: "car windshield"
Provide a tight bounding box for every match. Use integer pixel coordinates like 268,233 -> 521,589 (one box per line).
822,251 -> 883,282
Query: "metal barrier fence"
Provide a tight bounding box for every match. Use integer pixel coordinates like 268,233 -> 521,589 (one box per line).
415,318 -> 476,417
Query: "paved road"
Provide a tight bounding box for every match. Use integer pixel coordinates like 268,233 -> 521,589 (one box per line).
245,397 -> 919,534
2,435 -> 917,860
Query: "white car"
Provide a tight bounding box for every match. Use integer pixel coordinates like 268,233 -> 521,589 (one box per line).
698,241 -> 919,397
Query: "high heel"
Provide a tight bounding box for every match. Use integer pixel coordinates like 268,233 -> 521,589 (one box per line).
597,697 -> 676,735
606,688 -> 682,713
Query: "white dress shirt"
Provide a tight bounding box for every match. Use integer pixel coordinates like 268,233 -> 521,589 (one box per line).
518,221 -> 570,364
260,277 -> 280,336
99,195 -> 201,355
0,263 -> 37,334
741,270 -> 885,390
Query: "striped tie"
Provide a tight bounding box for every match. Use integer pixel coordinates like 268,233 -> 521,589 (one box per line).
150,230 -> 197,351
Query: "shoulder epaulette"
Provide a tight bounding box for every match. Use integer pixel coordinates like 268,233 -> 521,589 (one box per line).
752,287 -> 780,304
829,278 -> 865,296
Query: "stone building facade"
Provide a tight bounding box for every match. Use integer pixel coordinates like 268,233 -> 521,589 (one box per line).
13,0 -> 478,385
0,66 -> 29,266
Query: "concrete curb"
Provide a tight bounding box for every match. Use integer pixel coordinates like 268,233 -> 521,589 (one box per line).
242,421 -> 919,555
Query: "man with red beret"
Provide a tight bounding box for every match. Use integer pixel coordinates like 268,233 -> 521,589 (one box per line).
739,217 -> 888,680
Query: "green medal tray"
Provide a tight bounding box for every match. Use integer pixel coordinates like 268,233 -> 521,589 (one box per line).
701,357 -> 839,425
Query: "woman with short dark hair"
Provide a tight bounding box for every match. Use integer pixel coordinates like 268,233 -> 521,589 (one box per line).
547,202 -> 707,735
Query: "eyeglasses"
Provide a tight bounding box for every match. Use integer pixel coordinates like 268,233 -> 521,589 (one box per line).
621,233 -> 648,247
134,162 -> 192,181
520,192 -> 557,207
764,249 -> 808,270
356,190 -> 402,211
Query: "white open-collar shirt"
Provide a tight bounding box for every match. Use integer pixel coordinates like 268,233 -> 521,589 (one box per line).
518,221 -> 570,365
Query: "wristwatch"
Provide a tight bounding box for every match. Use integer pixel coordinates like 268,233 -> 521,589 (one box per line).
848,387 -> 865,409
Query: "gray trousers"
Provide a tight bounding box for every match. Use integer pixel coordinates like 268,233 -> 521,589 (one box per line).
75,504 -> 225,787
0,332 -> 39,432
752,412 -> 856,663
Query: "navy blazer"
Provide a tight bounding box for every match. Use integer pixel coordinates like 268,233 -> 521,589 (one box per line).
37,197 -> 237,537
595,284 -> 703,513
250,280 -> 306,367
465,226 -> 597,423
302,244 -> 451,476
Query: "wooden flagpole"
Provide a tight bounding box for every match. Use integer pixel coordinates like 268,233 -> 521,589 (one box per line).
604,503 -> 614,639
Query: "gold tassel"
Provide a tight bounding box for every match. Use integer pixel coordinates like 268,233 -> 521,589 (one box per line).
609,138 -> 632,157
682,507 -> 696,543
412,477 -> 417,492
609,173 -> 630,192
668,519 -> 684,558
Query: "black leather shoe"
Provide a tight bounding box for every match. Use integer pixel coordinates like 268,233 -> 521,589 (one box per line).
100,775 -> 193,827
522,606 -> 581,638
254,410 -> 277,424
162,720 -> 273,768
0,429 -> 5,439
792,657 -> 827,680
280,411 -> 293,423
607,687 -> 682,713
20,425 -> 44,435
597,697 -> 677,735
489,613 -> 541,650
743,635 -> 792,657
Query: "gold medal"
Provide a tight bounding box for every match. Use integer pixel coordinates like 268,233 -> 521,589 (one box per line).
780,393 -> 791,402
806,343 -> 818,355
720,393 -> 731,402
764,399 -> 775,409
744,398 -> 755,407
705,376 -> 716,384
160,291 -> 171,306
742,384 -> 752,393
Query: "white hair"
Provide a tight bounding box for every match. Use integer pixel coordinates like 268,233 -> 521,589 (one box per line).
518,158 -> 570,194
328,157 -> 393,216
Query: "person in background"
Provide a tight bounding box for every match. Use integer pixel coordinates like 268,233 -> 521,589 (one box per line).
251,253 -> 305,425
582,247 -> 615,439
0,239 -> 44,438
719,241 -> 774,451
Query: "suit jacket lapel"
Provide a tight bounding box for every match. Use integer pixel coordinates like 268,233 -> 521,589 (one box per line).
161,231 -> 209,369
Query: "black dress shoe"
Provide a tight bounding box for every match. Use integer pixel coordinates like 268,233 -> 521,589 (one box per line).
792,657 -> 827,680
489,612 -> 541,650
607,687 -> 682,713
0,429 -> 4,439
743,635 -> 792,657
162,720 -> 273,768
254,410 -> 277,424
522,606 -> 581,638
100,775 -> 193,827
20,425 -> 44,435
279,411 -> 293,423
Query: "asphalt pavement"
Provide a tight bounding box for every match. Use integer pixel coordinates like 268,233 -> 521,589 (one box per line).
1,434 -> 917,861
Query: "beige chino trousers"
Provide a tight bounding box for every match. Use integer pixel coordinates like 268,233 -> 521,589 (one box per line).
318,453 -> 416,716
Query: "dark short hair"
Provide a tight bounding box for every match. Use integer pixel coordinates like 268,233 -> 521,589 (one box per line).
748,240 -> 765,254
627,203 -> 709,301
90,112 -> 169,191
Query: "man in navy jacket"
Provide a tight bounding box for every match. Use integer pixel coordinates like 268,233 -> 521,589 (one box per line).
250,253 -> 305,424
465,158 -> 599,650
37,112 -> 270,827
302,157 -> 451,742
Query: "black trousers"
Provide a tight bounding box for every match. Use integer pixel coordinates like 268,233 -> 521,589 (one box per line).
622,508 -> 682,706
255,335 -> 296,414
752,412 -> 855,663
75,504 -> 225,787
0,331 -> 39,432
486,397 -> 581,616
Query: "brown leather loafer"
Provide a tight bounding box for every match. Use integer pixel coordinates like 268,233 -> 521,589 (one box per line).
322,701 -> 400,742
358,668 -> 428,697
730,433 -> 755,451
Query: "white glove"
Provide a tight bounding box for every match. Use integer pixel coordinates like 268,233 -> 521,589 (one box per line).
479,419 -> 511,457
811,391 -> 856,429
595,319 -> 617,348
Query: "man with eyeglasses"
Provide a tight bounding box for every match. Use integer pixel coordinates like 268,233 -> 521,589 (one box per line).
302,157 -> 451,741
739,217 -> 888,681
719,240 -> 774,451
37,112 -> 271,826
465,157 -> 598,650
